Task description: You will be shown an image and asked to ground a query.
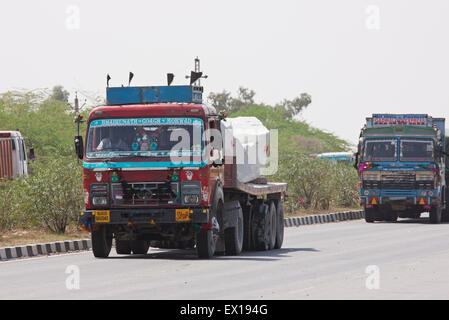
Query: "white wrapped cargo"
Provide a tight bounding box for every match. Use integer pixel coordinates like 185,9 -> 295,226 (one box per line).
220,117 -> 270,183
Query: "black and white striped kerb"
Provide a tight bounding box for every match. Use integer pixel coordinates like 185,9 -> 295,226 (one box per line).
284,210 -> 364,227
0,239 -> 91,261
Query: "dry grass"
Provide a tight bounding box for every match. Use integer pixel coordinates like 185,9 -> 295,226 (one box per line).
0,226 -> 90,247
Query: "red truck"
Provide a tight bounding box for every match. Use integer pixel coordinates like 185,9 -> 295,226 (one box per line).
76,83 -> 287,259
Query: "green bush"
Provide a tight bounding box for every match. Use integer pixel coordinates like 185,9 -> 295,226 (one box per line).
274,152 -> 359,212
0,156 -> 83,233
0,178 -> 32,230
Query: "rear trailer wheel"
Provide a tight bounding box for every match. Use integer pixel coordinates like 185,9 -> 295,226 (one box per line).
115,239 -> 132,254
254,203 -> 271,251
274,200 -> 284,249
131,240 -> 150,254
224,205 -> 244,256
364,207 -> 375,223
242,205 -> 254,251
92,225 -> 112,258
430,205 -> 442,224
268,201 -> 277,250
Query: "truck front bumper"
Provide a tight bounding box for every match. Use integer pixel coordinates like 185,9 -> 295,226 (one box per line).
79,207 -> 210,227
360,193 -> 439,208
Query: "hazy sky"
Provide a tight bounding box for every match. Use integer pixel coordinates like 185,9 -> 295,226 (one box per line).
0,0 -> 448,146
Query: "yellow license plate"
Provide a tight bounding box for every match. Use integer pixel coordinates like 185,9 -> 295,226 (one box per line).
94,210 -> 110,223
176,209 -> 191,222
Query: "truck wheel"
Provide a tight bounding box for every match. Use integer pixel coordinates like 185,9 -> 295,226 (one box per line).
385,211 -> 398,222
115,239 -> 132,254
197,196 -> 222,259
364,207 -> 375,223
430,205 -> 442,224
224,206 -> 244,256
91,225 -> 112,258
131,240 -> 150,254
442,209 -> 449,222
254,203 -> 271,251
242,205 -> 253,251
268,201 -> 277,250
274,200 -> 284,249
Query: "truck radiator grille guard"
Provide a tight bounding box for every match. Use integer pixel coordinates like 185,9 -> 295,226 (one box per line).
381,172 -> 415,190
111,182 -> 179,206
363,172 -> 434,190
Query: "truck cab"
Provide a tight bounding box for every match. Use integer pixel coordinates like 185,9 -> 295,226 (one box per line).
355,114 -> 447,223
76,84 -> 287,259
0,131 -> 28,180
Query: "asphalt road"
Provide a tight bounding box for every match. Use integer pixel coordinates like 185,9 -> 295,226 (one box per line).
1,214 -> 449,300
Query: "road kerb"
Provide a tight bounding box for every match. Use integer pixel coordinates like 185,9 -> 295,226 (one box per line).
285,210 -> 364,228
0,239 -> 92,261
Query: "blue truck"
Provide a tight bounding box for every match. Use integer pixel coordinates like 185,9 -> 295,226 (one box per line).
354,114 -> 448,223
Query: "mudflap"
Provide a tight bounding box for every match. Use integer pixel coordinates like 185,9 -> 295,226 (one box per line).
216,200 -> 241,253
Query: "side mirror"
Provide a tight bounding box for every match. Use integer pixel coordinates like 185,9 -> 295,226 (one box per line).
353,152 -> 359,170
74,136 -> 84,160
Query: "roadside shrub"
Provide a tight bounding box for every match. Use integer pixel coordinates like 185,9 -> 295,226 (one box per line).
26,156 -> 83,233
0,156 -> 83,233
0,178 -> 34,231
274,152 -> 359,212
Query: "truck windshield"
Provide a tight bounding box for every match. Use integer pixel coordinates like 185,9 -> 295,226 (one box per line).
85,117 -> 204,159
400,139 -> 433,162
364,139 -> 397,162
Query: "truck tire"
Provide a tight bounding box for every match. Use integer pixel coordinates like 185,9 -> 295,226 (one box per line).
242,205 -> 254,251
385,211 -> 398,222
442,209 -> 449,222
273,200 -> 284,249
131,240 -> 150,254
115,239 -> 132,254
268,201 -> 277,250
364,207 -> 375,223
224,206 -> 244,256
254,203 -> 271,251
430,205 -> 442,224
197,188 -> 223,259
92,225 -> 112,258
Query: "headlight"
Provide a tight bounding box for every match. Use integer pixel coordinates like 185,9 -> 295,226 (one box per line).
181,181 -> 201,205
90,184 -> 108,206
92,196 -> 108,206
363,171 -> 381,181
183,194 -> 200,204
416,171 -> 434,181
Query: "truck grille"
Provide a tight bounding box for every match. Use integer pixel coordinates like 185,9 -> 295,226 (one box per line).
363,181 -> 380,189
111,182 -> 179,206
381,172 -> 415,190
